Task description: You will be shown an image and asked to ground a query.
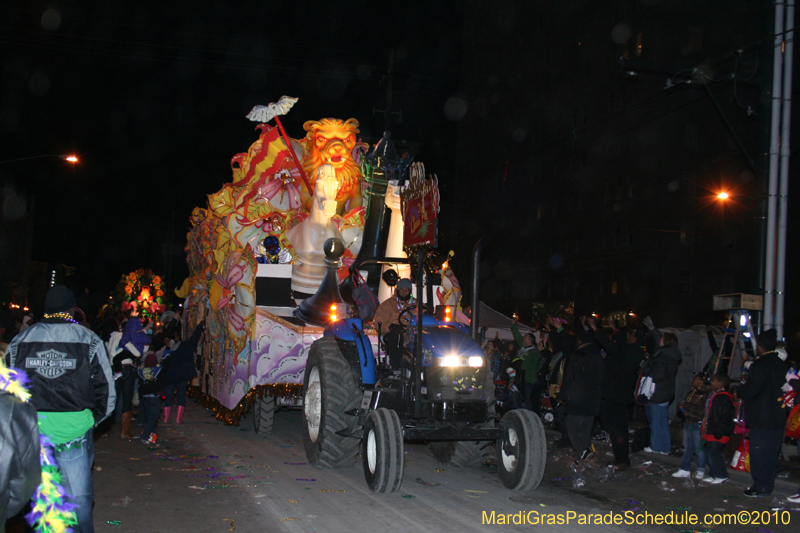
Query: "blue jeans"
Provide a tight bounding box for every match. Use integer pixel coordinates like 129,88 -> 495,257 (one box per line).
115,366 -> 136,413
705,440 -> 728,479
139,395 -> 161,439
164,381 -> 187,407
646,402 -> 671,453
680,422 -> 705,473
54,429 -> 95,533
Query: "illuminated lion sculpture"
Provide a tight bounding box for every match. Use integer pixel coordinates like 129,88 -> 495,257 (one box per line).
299,118 -> 362,215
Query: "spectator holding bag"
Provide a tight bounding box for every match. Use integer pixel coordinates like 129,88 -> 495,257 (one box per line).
640,316 -> 682,455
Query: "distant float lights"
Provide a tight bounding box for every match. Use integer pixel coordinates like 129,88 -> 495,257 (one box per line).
63,155 -> 78,163
717,191 -> 729,200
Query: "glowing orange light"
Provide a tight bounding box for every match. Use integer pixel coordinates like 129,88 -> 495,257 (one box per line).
445,306 -> 452,323
717,192 -> 729,200
330,304 -> 338,322
65,156 -> 78,163
23,306 -> 29,311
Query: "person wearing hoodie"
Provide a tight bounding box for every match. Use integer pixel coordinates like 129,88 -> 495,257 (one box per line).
137,349 -> 162,445
640,316 -> 682,455
559,316 -> 604,461
737,328 -> 788,497
114,317 -> 151,439
511,318 -> 543,413
593,319 -> 636,467
159,322 -> 204,424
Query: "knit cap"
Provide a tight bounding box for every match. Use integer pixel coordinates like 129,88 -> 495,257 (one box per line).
44,284 -> 76,313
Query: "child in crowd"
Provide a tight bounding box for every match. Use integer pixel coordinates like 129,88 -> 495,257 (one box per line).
137,351 -> 163,445
673,373 -> 710,479
701,373 -> 736,484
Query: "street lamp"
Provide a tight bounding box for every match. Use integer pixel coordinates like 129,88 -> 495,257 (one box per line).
0,154 -> 79,165
0,153 -> 79,310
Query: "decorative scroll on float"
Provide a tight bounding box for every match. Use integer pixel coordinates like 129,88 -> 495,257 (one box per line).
400,162 -> 440,247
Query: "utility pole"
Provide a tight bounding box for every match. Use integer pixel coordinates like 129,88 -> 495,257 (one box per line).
374,49 -> 402,131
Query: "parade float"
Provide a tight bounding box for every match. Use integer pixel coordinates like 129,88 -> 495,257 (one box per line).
179,97 -> 463,432
99,268 -> 168,321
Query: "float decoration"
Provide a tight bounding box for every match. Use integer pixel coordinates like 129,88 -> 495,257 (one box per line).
113,269 -> 167,319
181,98 -> 370,419
401,162 -> 440,247
246,96 -> 311,193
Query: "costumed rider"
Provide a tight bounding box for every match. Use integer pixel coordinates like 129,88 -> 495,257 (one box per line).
373,278 -> 415,369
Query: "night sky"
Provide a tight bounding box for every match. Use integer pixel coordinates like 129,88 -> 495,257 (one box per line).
1,1 -> 465,304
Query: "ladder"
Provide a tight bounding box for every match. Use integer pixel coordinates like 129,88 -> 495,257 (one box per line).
709,309 -> 758,380
710,293 -> 763,381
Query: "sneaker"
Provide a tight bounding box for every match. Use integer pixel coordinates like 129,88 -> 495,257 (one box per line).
579,448 -> 595,461
787,494 -> 800,503
671,469 -> 691,478
140,433 -> 157,445
743,488 -> 770,498
705,477 -> 729,485
695,471 -> 705,480
643,447 -> 668,455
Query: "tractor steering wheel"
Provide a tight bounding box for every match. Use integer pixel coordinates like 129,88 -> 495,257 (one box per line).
397,303 -> 434,326
397,304 -> 418,326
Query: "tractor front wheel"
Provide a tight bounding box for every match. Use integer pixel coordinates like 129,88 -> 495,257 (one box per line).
497,409 -> 546,491
363,408 -> 404,493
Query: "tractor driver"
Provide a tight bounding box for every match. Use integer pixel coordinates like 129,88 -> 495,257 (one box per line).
373,278 -> 415,368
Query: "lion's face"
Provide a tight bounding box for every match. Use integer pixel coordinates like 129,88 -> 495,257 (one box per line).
300,118 -> 362,213
303,118 -> 359,171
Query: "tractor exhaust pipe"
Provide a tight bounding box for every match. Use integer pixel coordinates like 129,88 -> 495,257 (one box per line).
470,237 -> 487,341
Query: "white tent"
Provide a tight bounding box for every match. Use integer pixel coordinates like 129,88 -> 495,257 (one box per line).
465,301 -> 534,343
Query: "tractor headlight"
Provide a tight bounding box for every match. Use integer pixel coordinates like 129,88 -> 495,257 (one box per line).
468,356 -> 484,367
440,355 -> 460,367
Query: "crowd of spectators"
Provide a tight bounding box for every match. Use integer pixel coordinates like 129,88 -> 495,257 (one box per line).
482,314 -> 800,501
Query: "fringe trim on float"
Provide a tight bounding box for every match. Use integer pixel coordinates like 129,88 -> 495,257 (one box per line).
188,383 -> 303,426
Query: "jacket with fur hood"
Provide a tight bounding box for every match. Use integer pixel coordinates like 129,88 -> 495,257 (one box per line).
642,331 -> 682,404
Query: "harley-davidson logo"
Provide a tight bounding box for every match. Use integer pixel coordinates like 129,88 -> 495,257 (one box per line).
25,349 -> 76,379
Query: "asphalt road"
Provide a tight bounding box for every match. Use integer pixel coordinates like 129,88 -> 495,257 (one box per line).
83,401 -> 800,533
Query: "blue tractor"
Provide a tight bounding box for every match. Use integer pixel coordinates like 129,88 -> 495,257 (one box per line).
300,246 -> 546,493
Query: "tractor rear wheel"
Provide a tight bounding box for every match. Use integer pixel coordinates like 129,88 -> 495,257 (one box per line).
497,409 -> 546,491
252,394 -> 275,436
363,408 -> 404,493
302,337 -> 360,468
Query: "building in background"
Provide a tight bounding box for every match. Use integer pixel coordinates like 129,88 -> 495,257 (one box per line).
448,0 -> 786,331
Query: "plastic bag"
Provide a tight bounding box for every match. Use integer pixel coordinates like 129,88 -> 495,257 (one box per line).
350,270 -> 377,321
730,438 -> 750,472
785,405 -> 800,439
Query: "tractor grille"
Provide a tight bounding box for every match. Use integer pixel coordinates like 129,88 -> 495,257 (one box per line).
426,366 -> 488,402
